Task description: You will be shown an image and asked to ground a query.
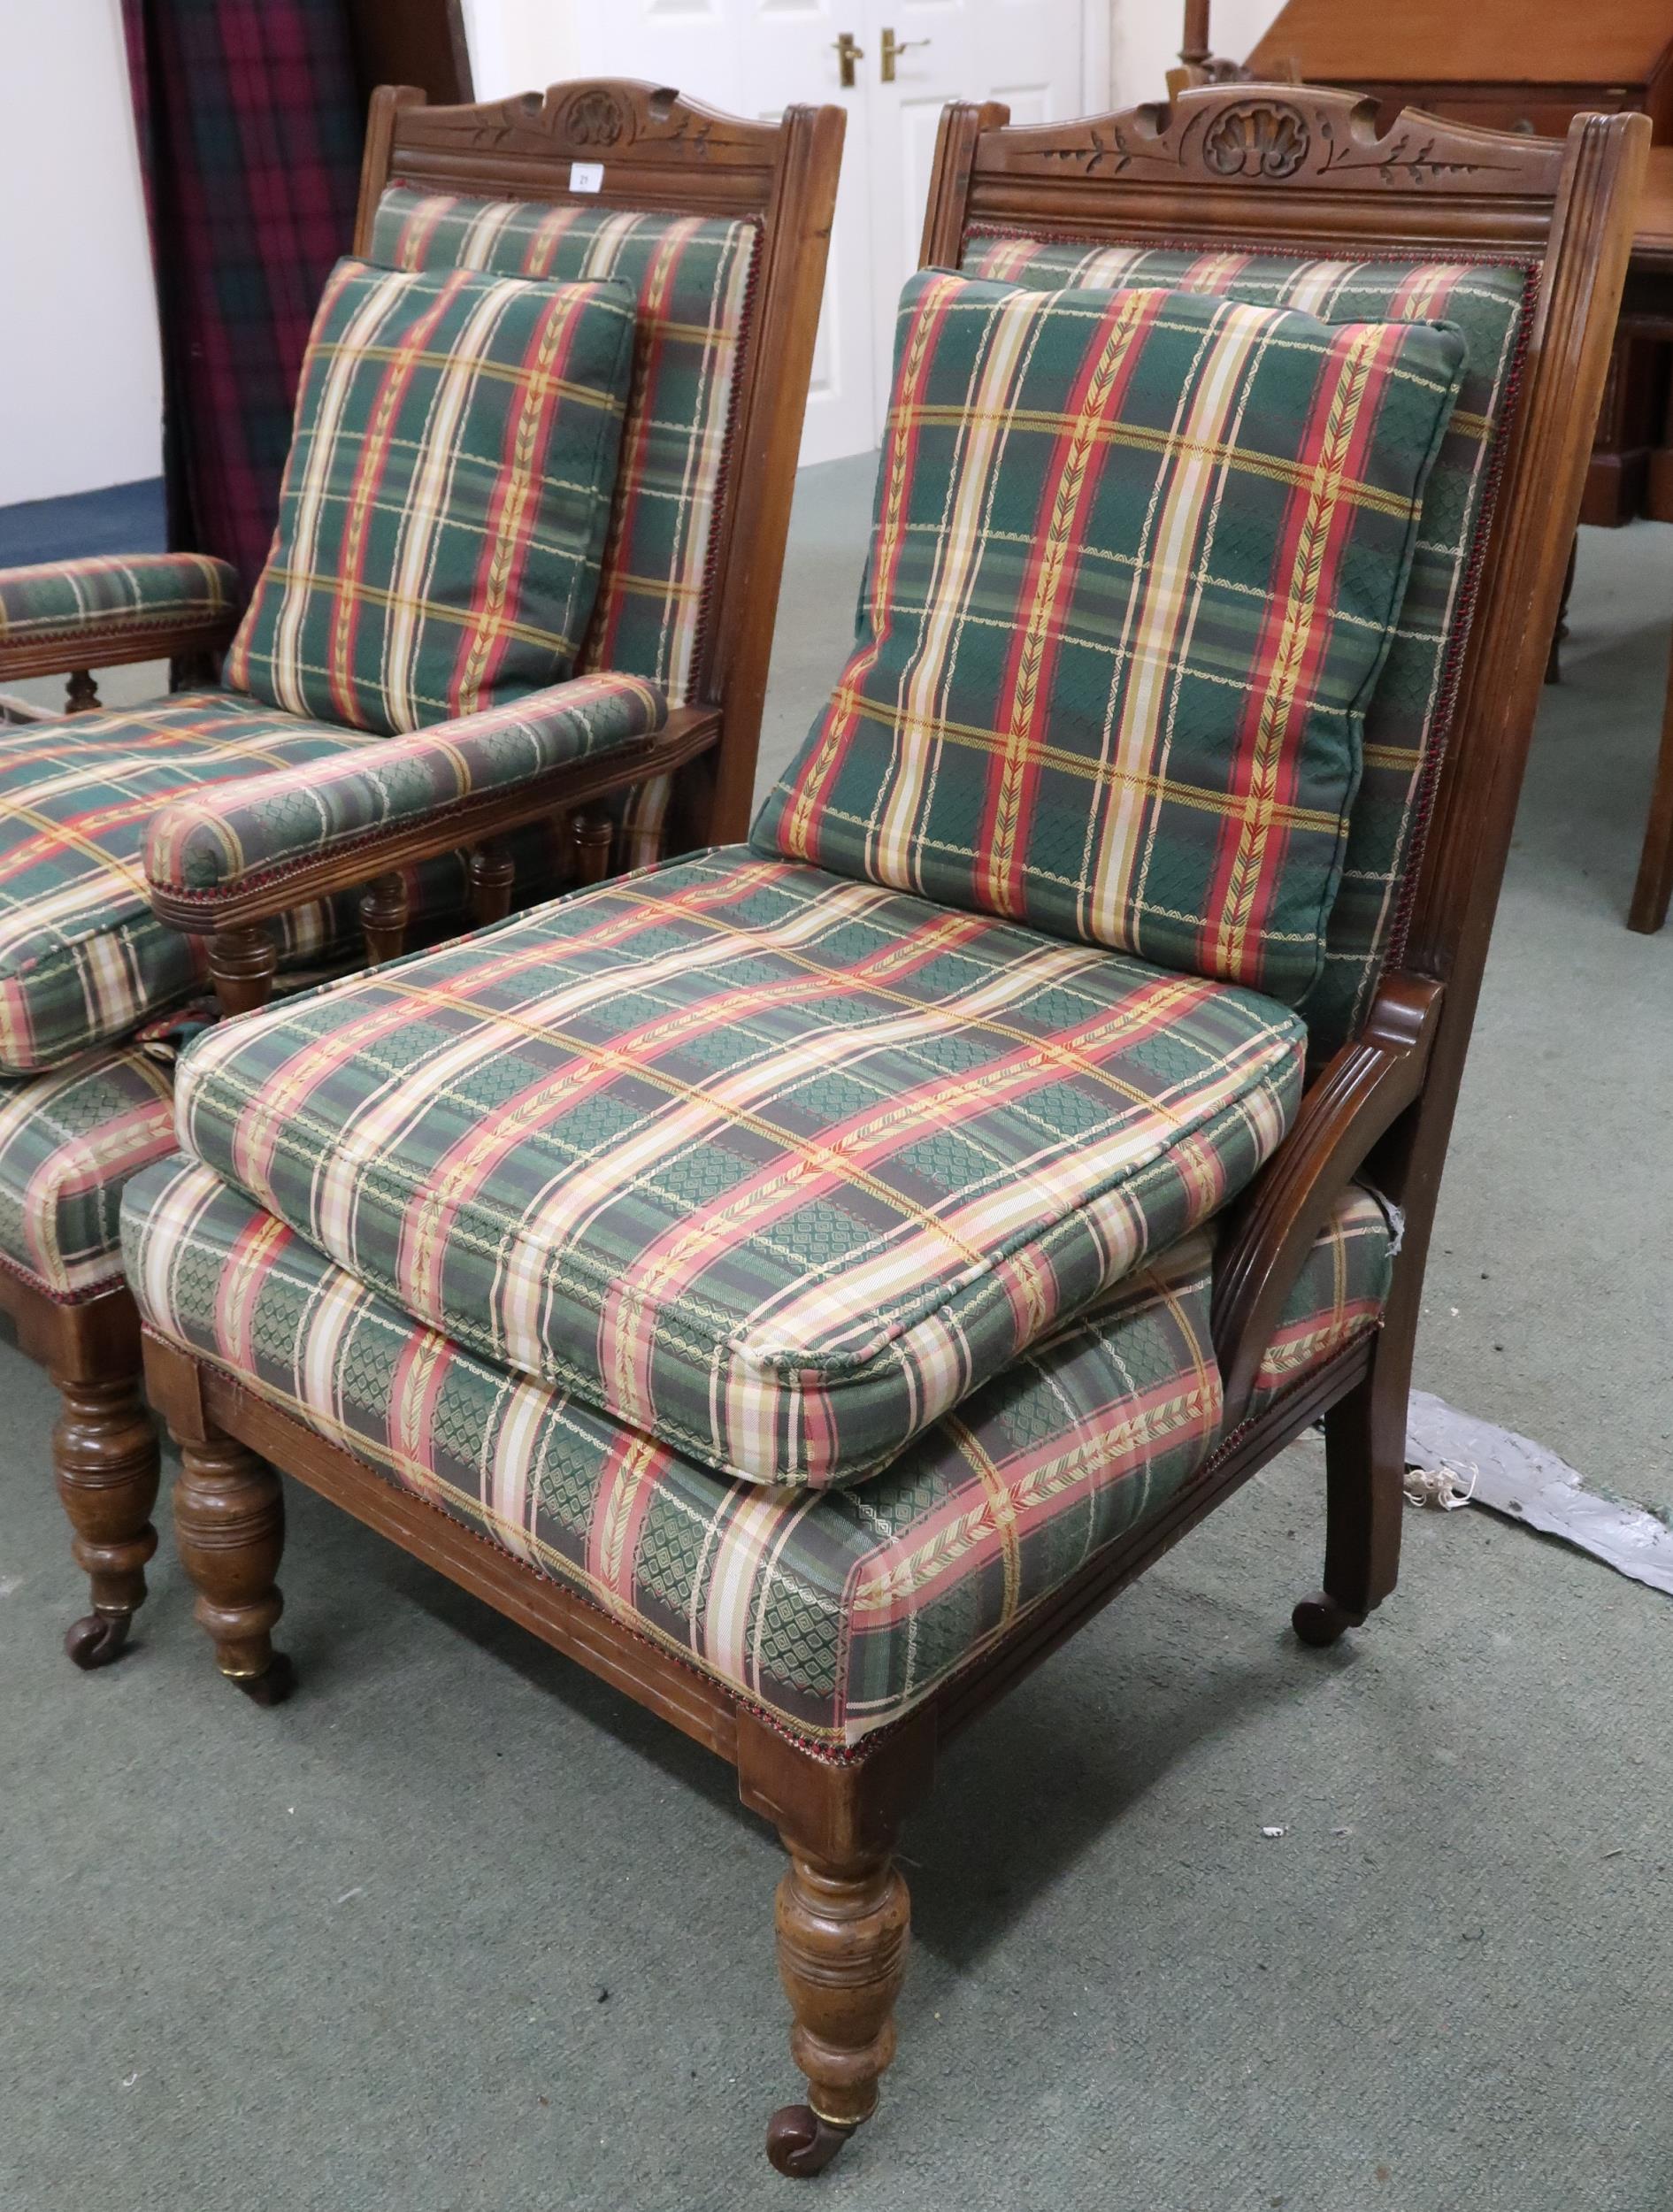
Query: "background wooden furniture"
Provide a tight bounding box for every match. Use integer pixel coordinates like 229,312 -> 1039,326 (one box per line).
1629,155 -> 1673,927
143,87 -> 1646,2174
1250,0 -> 1673,526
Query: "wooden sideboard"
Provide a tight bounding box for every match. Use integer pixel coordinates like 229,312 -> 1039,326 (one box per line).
1249,0 -> 1673,523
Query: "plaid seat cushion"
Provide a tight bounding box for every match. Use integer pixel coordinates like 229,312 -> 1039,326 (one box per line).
957,235 -> 1533,1052
171,849 -> 1305,1488
227,260 -> 635,736
120,1158 -> 1387,1745
0,554 -> 240,663
369,188 -> 761,706
0,1047 -> 177,1297
755,272 -> 1466,1004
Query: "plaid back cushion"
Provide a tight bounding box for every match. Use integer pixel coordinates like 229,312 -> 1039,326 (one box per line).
956,234 -> 1533,1049
226,259 -> 635,734
369,188 -> 762,706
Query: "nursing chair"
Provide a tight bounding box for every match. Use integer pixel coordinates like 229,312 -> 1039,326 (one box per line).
0,80 -> 841,1666
122,88 -> 1642,2171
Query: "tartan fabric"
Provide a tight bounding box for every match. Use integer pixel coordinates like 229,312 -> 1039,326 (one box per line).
1247,1183 -> 1393,1418
0,689 -> 397,1075
122,1151 -> 1224,1744
755,271 -> 1467,1005
369,187 -> 762,706
171,849 -> 1305,1487
0,1047 -> 176,1297
119,1161 -> 1388,1743
957,234 -> 1533,1051
226,260 -> 635,736
0,555 -> 240,663
145,672 -> 666,895
121,0 -> 365,588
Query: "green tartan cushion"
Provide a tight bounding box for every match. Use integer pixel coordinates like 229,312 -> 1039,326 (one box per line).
227,258 -> 635,736
957,234 -> 1533,1052
0,1046 -> 177,1296
1247,1182 -> 1393,1417
369,188 -> 761,706
120,1156 -> 1386,1746
170,849 -> 1305,1488
755,271 -> 1467,1004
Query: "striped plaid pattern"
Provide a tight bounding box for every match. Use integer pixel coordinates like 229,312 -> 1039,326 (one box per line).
1248,1183 -> 1393,1418
0,555 -> 240,662
0,690 -> 405,1075
145,671 -> 665,895
122,1151 -> 1223,1743
756,272 -> 1466,1005
370,188 -> 761,705
958,234 -> 1533,1051
0,1047 -> 176,1297
227,260 -> 635,737
120,1160 -> 1388,1743
171,850 -> 1305,1487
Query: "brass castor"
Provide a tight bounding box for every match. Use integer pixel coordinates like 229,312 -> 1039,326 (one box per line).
766,2104 -> 858,2177
64,1608 -> 133,1670
1292,1592 -> 1364,1647
234,1651 -> 295,1707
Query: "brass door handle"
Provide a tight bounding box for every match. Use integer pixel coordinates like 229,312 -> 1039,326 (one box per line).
879,27 -> 932,81
831,30 -> 864,88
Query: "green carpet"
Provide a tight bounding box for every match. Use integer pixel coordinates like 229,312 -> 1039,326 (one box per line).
1,492 -> 1669,2211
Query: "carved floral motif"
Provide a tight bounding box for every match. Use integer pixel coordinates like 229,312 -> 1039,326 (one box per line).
556,88 -> 633,149
1201,99 -> 1310,180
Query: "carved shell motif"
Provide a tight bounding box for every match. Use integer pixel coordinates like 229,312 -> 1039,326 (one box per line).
1201,100 -> 1310,180
556,88 -> 633,150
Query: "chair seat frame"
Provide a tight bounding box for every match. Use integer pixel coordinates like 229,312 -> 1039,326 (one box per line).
139,87 -> 1644,2176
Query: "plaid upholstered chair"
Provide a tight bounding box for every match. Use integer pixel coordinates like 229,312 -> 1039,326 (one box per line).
123,89 -> 1641,2172
0,81 -> 840,1669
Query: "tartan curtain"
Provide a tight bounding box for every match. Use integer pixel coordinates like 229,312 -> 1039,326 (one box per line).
121,0 -> 365,589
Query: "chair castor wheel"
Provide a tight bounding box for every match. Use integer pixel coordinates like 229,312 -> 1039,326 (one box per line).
1292,1592 -> 1363,1647
64,1609 -> 133,1671
233,1651 -> 296,1707
766,2104 -> 858,2177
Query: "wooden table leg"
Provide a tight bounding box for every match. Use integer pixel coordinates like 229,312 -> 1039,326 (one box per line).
1629,621 -> 1673,931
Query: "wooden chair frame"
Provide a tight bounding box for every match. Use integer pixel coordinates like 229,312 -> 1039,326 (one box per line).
135,87 -> 1643,2175
2,79 -> 841,1671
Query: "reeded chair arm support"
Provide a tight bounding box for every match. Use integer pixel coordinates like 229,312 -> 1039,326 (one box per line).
145,690 -> 718,940
0,554 -> 242,682
1210,972 -> 1445,1425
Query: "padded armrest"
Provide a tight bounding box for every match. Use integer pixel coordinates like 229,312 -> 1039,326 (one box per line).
145,671 -> 671,916
0,554 -> 242,679
1210,972 -> 1444,1425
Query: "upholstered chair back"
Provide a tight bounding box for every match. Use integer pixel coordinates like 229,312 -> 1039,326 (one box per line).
367,188 -> 761,710
952,233 -> 1532,1056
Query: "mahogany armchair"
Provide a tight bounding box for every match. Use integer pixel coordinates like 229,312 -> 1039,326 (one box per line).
121,88 -> 1641,2173
0,80 -> 841,1667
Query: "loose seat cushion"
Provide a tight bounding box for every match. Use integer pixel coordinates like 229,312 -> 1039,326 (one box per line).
755,271 -> 1467,1003
227,259 -> 635,735
956,235 -> 1533,1052
171,850 -> 1306,1488
0,1047 -> 176,1297
0,692 -> 375,1074
1247,1183 -> 1393,1418
121,1155 -> 1389,1746
369,188 -> 761,705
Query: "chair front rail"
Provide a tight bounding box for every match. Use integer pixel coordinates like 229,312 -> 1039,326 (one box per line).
1209,972 -> 1444,1425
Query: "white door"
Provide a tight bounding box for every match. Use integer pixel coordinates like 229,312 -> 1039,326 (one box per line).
464,0 -> 1092,461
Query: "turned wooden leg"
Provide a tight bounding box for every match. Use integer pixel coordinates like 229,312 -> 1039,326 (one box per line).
172,1425 -> 293,1704
1544,529 -> 1577,685
359,871 -> 410,965
1293,1340 -> 1408,1647
767,1845 -> 910,2177
65,670 -> 102,714
209,924 -> 278,1017
53,1375 -> 160,1670
469,839 -> 515,927
571,811 -> 615,887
